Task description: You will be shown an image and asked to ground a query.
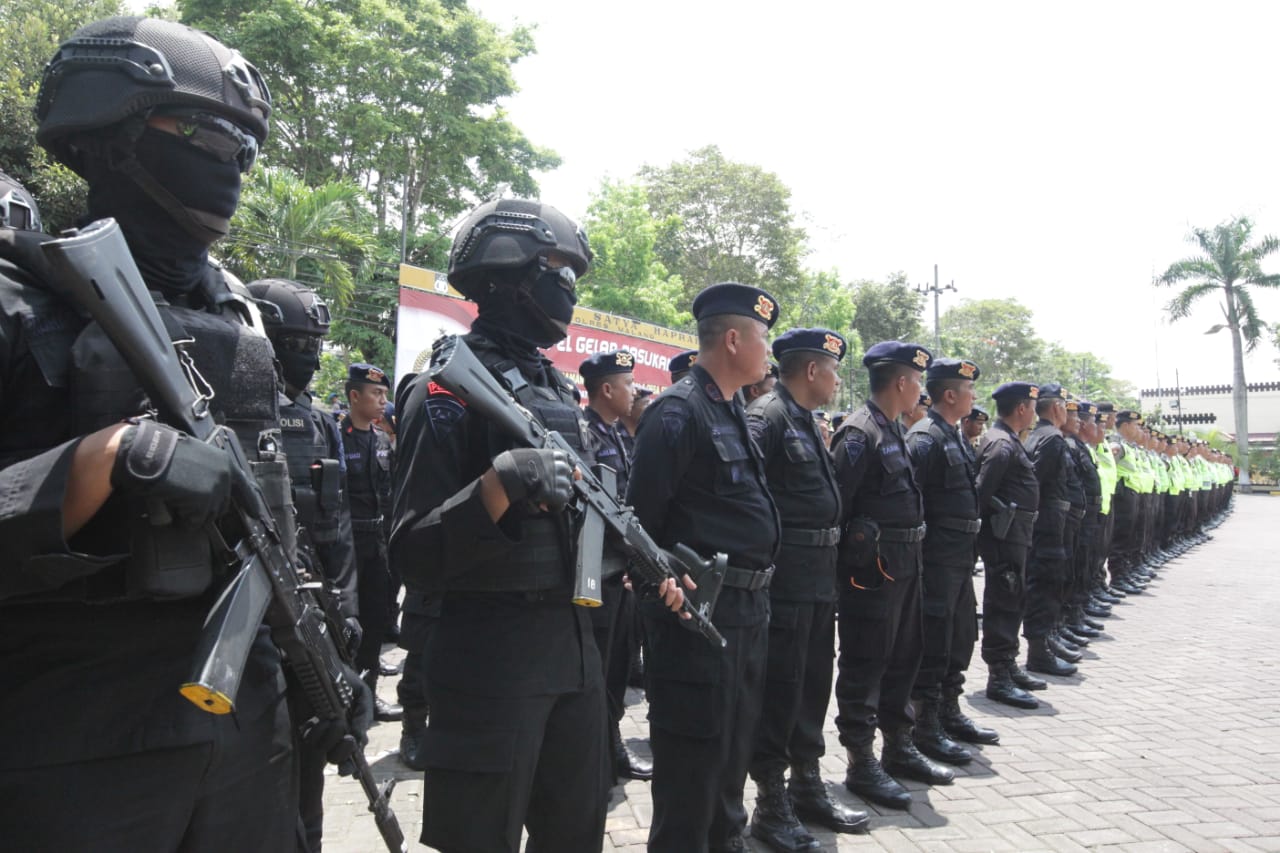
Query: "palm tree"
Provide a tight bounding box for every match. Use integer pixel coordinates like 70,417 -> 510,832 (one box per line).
220,168 -> 375,308
1155,216 -> 1280,490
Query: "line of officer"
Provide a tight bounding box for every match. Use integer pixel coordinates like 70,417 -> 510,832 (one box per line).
832,341 -> 954,812
580,349 -> 653,783
0,16 -> 307,849
746,328 -> 868,852
627,282 -> 781,853
248,278 -> 363,852
343,363 -> 402,722
975,382 -> 1044,709
906,358 -> 1000,764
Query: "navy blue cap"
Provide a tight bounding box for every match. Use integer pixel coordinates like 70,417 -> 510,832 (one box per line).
580,350 -> 636,381
669,349 -> 698,379
966,406 -> 990,422
917,393 -> 932,407
991,381 -> 1039,401
691,282 -> 779,329
1096,401 -> 1116,413
771,328 -> 848,362
1037,382 -> 1067,400
383,401 -> 396,419
927,357 -> 980,382
862,340 -> 933,371
348,363 -> 391,389
1077,401 -> 1097,417
1116,409 -> 1143,424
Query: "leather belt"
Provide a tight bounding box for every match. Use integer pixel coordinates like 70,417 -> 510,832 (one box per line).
932,516 -> 981,534
351,515 -> 385,533
879,524 -> 927,543
1015,509 -> 1040,523
1047,499 -> 1071,513
780,527 -> 840,547
722,565 -> 774,591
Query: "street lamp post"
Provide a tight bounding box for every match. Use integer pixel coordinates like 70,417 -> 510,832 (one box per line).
915,263 -> 957,353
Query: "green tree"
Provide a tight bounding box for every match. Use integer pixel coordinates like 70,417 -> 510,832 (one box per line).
639,146 -> 807,306
1040,343 -> 1137,408
579,180 -> 689,329
937,298 -> 1042,389
0,0 -> 123,232
849,274 -> 926,349
1155,216 -> 1280,489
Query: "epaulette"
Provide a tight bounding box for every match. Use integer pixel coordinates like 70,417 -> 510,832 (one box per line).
661,376 -> 695,400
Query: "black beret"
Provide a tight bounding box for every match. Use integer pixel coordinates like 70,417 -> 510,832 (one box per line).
580,350 -> 635,381
1096,401 -> 1116,413
691,282 -> 779,329
927,357 -> 980,382
991,381 -> 1039,401
772,328 -> 848,362
669,349 -> 698,379
1077,401 -> 1097,417
348,363 -> 391,389
918,393 -> 932,407
1116,409 -> 1143,424
862,340 -> 933,371
966,406 -> 990,422
1037,382 -> 1067,400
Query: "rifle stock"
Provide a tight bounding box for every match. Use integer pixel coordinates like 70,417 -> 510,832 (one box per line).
428,334 -> 727,647
41,218 -> 406,852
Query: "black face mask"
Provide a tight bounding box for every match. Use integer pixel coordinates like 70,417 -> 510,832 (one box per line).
475,261 -> 577,349
83,128 -> 242,294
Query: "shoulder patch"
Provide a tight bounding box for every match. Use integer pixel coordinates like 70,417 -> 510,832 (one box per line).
843,430 -> 867,465
425,394 -> 466,440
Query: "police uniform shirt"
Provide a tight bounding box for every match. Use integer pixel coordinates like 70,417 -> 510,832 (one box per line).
1067,434 -> 1101,513
343,420 -> 393,524
626,363 -> 780,575
1024,418 -> 1072,554
831,400 -> 924,531
907,408 -> 979,558
746,382 -> 841,601
0,246 -> 282,770
975,419 -> 1040,519
585,405 -> 630,499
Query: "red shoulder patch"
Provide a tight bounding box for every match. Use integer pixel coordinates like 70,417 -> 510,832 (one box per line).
428,381 -> 465,405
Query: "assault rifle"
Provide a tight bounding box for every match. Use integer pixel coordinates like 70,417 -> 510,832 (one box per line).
427,334 -> 728,648
42,219 -> 405,853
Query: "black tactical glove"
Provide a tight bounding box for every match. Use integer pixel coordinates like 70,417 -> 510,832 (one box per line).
111,419 -> 233,528
299,663 -> 374,768
493,448 -> 574,510
343,616 -> 364,658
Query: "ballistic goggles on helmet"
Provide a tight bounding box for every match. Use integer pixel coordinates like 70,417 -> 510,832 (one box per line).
537,255 -> 577,294
160,110 -> 260,172
0,190 -> 39,231
278,334 -> 322,355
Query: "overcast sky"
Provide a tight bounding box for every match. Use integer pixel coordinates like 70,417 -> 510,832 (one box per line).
465,0 -> 1280,391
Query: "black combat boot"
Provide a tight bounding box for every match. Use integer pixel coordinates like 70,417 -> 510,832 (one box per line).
939,691 -> 1000,745
844,743 -> 912,810
749,766 -> 819,852
1059,624 -> 1092,646
1047,632 -> 1084,663
612,726 -> 653,781
1009,661 -> 1047,691
399,717 -> 428,771
986,661 -> 1040,709
1026,636 -> 1078,676
882,728 -> 955,786
364,673 -> 404,722
913,697 -> 972,765
788,760 -> 869,833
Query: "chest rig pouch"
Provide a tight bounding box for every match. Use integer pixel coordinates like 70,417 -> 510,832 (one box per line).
68,288 -> 290,601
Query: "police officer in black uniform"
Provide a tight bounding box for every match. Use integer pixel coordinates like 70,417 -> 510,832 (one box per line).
580,349 -> 653,783
962,406 -> 989,450
1022,383 -> 1080,678
248,277 -> 361,852
343,363 -> 402,721
832,341 -> 954,812
906,358 -> 1000,763
669,348 -> 698,383
746,328 -> 869,852
975,382 -> 1043,709
392,199 -> 686,852
1062,400 -> 1103,645
0,17 -> 301,848
627,282 -> 782,853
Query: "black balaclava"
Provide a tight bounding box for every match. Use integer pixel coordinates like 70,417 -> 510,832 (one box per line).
472,261 -> 577,353
82,127 -> 242,294
278,343 -> 320,399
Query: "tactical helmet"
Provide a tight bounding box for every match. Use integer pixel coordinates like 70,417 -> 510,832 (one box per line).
35,16 -> 270,177
246,278 -> 331,338
448,198 -> 592,299
0,171 -> 42,232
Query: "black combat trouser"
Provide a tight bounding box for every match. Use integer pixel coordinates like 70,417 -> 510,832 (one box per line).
834,540 -> 924,748
750,598 -> 836,775
1068,515 -> 1096,615
1024,520 -> 1074,640
644,587 -> 768,853
353,527 -> 392,674
913,528 -> 978,700
589,572 -> 631,730
978,533 -> 1030,665
418,601 -> 609,853
1,693 -> 296,852
1109,485 -> 1139,579
396,598 -> 438,731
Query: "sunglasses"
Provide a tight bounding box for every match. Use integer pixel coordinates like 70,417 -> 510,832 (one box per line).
172,112 -> 259,173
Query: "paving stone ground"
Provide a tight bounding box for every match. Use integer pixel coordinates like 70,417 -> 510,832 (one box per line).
325,495 -> 1280,852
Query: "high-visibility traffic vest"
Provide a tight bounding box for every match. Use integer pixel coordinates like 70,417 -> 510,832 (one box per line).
1093,442 -> 1118,514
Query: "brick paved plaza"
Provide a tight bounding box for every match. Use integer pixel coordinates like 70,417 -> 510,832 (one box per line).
324,494 -> 1280,852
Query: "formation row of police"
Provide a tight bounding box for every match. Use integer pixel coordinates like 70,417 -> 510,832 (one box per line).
0,15 -> 1236,853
